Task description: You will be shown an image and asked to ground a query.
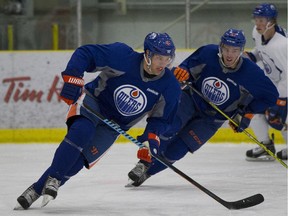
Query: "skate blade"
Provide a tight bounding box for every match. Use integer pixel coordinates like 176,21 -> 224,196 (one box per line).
125,179 -> 136,188
125,183 -> 134,188
41,195 -> 54,208
13,203 -> 24,210
125,183 -> 135,188
246,156 -> 275,162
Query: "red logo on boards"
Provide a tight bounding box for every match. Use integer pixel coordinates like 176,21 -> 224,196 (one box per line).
2,75 -> 63,103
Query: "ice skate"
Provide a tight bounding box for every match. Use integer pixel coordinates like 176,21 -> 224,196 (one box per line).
126,161 -> 150,187
14,184 -> 40,210
41,176 -> 61,207
246,140 -> 276,161
277,148 -> 287,160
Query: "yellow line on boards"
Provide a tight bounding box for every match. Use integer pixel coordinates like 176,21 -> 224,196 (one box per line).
0,128 -> 285,144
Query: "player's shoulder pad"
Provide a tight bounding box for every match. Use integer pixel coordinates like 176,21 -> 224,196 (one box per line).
198,44 -> 218,55
107,42 -> 136,56
275,25 -> 287,37
110,42 -> 134,51
163,69 -> 182,91
242,57 -> 264,74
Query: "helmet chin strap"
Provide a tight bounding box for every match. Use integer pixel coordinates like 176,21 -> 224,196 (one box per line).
144,52 -> 152,73
262,21 -> 275,35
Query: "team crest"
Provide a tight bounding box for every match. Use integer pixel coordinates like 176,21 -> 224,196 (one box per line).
259,52 -> 273,74
114,85 -> 147,116
202,77 -> 229,105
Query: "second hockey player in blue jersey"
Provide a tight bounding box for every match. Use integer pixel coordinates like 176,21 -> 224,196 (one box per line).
15,32 -> 181,210
127,28 -> 279,187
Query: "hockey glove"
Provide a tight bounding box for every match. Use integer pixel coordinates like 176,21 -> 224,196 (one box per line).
137,133 -> 160,163
265,98 -> 287,130
60,73 -> 84,105
137,148 -> 152,163
229,113 -> 254,133
173,67 -> 189,82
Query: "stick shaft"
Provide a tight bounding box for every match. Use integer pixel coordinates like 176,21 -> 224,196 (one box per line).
81,103 -> 237,209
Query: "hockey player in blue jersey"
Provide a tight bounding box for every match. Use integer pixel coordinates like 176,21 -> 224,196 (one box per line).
245,3 -> 287,161
15,32 -> 181,210
127,28 -> 279,187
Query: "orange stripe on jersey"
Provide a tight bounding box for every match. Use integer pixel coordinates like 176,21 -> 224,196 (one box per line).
66,103 -> 78,120
276,99 -> 287,106
244,113 -> 254,120
66,93 -> 85,120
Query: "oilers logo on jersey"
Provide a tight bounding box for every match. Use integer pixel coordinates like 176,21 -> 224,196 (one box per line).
114,85 -> 147,116
202,77 -> 229,105
259,52 -> 274,75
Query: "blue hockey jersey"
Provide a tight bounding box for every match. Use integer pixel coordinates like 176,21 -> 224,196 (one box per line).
180,44 -> 279,120
63,42 -> 181,134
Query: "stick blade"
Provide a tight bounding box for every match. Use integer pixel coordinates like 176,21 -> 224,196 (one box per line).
226,193 -> 264,210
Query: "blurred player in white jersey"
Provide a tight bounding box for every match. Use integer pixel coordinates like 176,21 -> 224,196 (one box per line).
245,3 -> 287,161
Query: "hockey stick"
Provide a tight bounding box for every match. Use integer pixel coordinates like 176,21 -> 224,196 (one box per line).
183,81 -> 288,169
82,102 -> 264,210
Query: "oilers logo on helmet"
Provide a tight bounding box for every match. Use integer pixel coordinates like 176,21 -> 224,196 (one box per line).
114,85 -> 147,116
202,77 -> 229,105
144,32 -> 175,57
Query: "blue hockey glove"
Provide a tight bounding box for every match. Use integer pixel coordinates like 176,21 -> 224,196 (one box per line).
229,113 -> 254,133
265,98 -> 287,130
60,72 -> 84,105
137,132 -> 160,163
147,133 -> 160,156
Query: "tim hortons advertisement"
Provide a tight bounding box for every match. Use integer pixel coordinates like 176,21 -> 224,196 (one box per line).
0,51 -> 72,128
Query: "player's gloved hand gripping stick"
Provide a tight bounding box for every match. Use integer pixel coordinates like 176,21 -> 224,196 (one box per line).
137,132 -> 160,163
82,102 -> 264,210
173,66 -> 190,82
265,97 -> 287,131
228,93 -> 254,133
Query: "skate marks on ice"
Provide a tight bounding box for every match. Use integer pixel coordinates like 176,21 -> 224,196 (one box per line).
0,143 -> 287,216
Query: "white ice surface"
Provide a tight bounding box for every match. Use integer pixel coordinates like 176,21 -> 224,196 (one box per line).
1,143 -> 287,216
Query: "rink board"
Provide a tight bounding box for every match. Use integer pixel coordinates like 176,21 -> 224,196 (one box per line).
0,51 -> 286,144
